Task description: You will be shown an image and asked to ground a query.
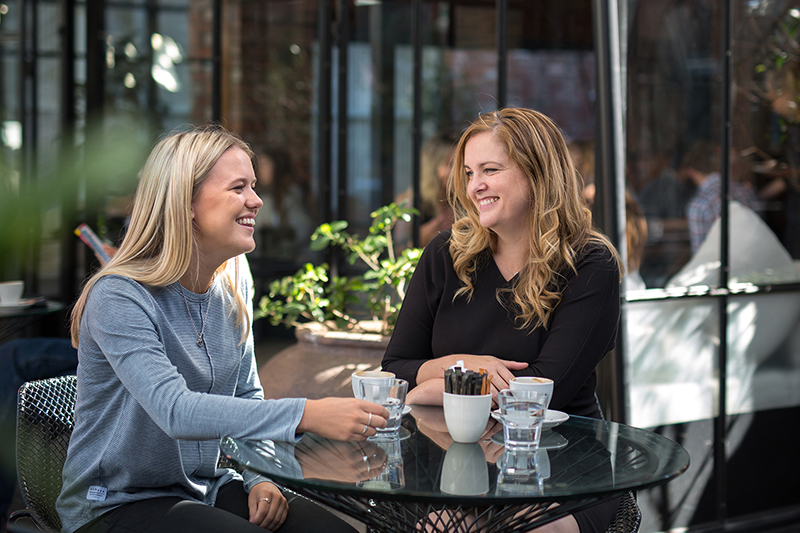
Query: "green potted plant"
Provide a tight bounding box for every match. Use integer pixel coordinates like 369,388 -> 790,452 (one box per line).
255,203 -> 424,400
255,202 -> 422,337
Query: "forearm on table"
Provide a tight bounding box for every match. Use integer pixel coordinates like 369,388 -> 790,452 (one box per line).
416,355 -> 461,383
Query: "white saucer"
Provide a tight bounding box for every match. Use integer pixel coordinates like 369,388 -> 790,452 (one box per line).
402,405 -> 412,416
491,409 -> 569,431
0,300 -> 36,314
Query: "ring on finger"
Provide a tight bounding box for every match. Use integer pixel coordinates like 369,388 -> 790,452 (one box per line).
259,497 -> 271,504
361,424 -> 369,435
367,412 -> 373,427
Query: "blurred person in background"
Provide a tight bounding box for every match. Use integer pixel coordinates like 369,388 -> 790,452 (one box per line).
393,132 -> 459,250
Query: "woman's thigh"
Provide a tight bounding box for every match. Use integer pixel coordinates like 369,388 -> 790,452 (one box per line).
214,481 -> 357,533
77,496 -> 266,533
78,483 -> 357,533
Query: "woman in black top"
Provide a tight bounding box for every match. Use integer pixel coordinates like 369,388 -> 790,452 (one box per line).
382,108 -> 622,532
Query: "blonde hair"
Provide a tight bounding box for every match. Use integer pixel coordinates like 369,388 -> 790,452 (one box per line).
447,108 -> 622,331
70,124 -> 254,346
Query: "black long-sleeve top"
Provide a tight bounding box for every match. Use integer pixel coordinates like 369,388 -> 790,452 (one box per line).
382,230 -> 620,419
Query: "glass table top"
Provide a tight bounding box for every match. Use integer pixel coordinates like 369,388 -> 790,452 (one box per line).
221,404 -> 690,504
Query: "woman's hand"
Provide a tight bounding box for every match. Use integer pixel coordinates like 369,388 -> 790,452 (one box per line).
407,378 -> 447,406
297,398 -> 390,441
248,481 -> 287,530
416,354 -> 528,405
297,440 -> 388,483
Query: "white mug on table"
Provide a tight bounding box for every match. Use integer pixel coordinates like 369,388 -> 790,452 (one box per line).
509,376 -> 553,409
0,281 -> 24,305
351,370 -> 395,399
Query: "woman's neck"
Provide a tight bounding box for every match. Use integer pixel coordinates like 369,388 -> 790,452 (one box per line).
493,238 -> 528,281
179,262 -> 217,294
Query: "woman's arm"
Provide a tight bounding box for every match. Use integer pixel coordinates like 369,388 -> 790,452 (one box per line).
84,277 -> 305,442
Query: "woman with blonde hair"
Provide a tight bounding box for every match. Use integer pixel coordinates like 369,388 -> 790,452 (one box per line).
382,108 -> 622,532
58,124 -> 387,533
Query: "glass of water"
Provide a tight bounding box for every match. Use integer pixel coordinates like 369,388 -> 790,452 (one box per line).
360,378 -> 408,437
497,389 -> 549,451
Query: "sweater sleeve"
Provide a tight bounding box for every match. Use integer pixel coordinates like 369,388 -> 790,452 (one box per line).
83,276 -> 305,442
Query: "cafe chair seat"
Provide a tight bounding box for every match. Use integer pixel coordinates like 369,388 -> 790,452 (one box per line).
9,375 -> 77,533
606,491 -> 641,533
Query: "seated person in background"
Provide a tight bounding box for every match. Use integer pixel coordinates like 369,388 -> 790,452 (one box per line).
625,191 -> 648,291
57,124 -> 387,533
681,140 -> 760,252
393,132 -> 458,249
252,147 -> 314,259
381,108 -> 623,533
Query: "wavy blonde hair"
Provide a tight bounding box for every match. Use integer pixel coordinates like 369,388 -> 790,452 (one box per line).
447,108 -> 622,331
70,124 -> 254,346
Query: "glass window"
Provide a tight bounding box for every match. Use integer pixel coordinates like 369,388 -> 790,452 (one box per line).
222,0 -> 320,305
623,1 -> 800,529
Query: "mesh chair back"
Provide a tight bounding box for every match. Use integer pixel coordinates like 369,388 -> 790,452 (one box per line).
15,375 -> 77,533
606,491 -> 641,533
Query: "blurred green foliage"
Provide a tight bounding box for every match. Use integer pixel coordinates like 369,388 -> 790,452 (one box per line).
0,123 -> 149,281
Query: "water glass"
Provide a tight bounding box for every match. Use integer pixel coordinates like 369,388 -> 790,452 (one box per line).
360,378 -> 408,436
497,389 -> 549,451
357,437 -> 405,491
496,448 -> 545,495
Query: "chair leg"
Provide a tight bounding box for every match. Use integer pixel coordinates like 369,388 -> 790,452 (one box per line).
7,509 -> 45,532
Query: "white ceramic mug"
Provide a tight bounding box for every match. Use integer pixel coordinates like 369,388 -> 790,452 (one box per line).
351,370 -> 395,399
0,281 -> 24,305
442,392 -> 492,444
509,376 -> 553,409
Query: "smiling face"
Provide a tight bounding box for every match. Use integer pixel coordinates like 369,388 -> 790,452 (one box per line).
464,131 -> 532,241
191,147 -> 262,268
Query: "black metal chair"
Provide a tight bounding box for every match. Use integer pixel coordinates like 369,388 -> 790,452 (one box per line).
607,491 -> 641,533
8,375 -> 77,533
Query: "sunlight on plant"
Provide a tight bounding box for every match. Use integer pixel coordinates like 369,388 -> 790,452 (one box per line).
255,203 -> 422,336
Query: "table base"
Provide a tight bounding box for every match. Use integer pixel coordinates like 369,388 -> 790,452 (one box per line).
286,485 -> 622,533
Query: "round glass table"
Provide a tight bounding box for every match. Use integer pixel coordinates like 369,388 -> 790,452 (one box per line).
221,404 -> 689,532
0,300 -> 65,343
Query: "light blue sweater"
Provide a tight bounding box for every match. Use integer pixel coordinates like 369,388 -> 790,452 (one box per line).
57,274 -> 305,533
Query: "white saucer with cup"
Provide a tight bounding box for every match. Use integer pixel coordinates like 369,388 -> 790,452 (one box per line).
351,370 -> 395,399
509,376 -> 553,409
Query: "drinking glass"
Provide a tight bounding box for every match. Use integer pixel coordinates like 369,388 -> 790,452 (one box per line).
497,389 -> 549,450
360,378 -> 408,436
357,437 -> 405,491
496,448 -> 545,495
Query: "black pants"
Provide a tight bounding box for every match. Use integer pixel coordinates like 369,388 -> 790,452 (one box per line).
76,481 -> 357,533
